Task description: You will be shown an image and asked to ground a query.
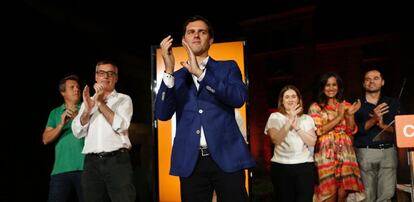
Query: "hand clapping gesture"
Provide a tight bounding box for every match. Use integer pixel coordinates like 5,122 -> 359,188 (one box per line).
93,83 -> 105,104
287,104 -> 302,131
371,102 -> 389,121
81,82 -> 105,114
371,102 -> 389,128
160,35 -> 175,74
82,85 -> 94,114
181,39 -> 203,77
346,99 -> 361,117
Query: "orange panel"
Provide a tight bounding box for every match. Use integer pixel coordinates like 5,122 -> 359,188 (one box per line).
395,115 -> 414,148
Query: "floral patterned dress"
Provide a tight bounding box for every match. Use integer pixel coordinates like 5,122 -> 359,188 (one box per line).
308,101 -> 364,201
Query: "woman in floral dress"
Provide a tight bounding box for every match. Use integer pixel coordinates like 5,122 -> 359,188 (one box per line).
308,72 -> 365,202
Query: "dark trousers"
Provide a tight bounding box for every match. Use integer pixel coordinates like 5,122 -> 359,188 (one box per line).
180,154 -> 248,202
82,150 -> 135,202
271,162 -> 315,202
48,171 -> 83,202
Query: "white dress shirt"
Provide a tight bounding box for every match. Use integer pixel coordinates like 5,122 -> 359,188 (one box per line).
162,57 -> 209,147
72,90 -> 133,154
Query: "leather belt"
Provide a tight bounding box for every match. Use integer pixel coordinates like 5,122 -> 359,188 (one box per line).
89,148 -> 129,158
360,143 -> 394,149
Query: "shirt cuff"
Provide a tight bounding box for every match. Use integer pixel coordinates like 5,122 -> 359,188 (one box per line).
72,117 -> 89,138
112,114 -> 122,132
162,72 -> 174,88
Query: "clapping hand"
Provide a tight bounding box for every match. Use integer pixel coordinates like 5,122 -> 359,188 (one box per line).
370,102 -> 389,121
370,102 -> 389,128
160,35 -> 175,74
346,99 -> 361,116
65,106 -> 78,119
181,39 -> 203,77
287,104 -> 302,130
93,83 -> 105,104
82,85 -> 94,113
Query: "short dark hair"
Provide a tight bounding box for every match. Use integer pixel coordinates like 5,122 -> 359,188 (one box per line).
59,74 -> 79,92
364,68 -> 384,80
182,15 -> 214,38
95,60 -> 119,74
362,64 -> 386,79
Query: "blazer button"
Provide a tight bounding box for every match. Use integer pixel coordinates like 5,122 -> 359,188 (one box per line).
196,130 -> 201,134
198,109 -> 203,114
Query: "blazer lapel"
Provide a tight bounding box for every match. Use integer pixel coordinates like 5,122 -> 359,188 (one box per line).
184,71 -> 198,96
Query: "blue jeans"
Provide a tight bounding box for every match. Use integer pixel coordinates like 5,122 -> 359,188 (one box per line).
48,171 -> 83,202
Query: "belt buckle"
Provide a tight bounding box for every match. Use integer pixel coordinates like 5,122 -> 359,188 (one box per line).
97,152 -> 106,158
96,149 -> 119,158
200,147 -> 209,156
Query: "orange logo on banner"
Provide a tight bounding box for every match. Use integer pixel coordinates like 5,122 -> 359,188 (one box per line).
395,115 -> 414,148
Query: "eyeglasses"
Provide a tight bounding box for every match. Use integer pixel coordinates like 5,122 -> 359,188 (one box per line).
96,70 -> 117,77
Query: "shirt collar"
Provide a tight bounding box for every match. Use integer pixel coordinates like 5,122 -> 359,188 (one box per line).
59,103 -> 81,111
106,90 -> 118,101
199,56 -> 210,70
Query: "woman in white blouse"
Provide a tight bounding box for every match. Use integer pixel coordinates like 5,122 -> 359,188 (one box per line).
264,85 -> 317,202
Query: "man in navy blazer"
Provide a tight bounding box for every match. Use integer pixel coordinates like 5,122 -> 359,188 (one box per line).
155,15 -> 255,202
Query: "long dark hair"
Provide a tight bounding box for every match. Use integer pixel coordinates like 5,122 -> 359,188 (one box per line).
316,71 -> 344,106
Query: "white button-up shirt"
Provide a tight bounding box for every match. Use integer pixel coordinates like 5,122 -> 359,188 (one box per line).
72,90 -> 133,154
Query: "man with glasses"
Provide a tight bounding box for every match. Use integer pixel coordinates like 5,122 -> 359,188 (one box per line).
72,60 -> 135,202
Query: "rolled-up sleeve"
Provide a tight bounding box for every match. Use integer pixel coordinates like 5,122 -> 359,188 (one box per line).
112,96 -> 133,133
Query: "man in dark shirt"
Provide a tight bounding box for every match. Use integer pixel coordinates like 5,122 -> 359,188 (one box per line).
354,69 -> 401,202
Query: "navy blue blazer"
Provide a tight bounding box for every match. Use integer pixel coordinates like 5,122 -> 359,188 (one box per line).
155,58 -> 255,177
